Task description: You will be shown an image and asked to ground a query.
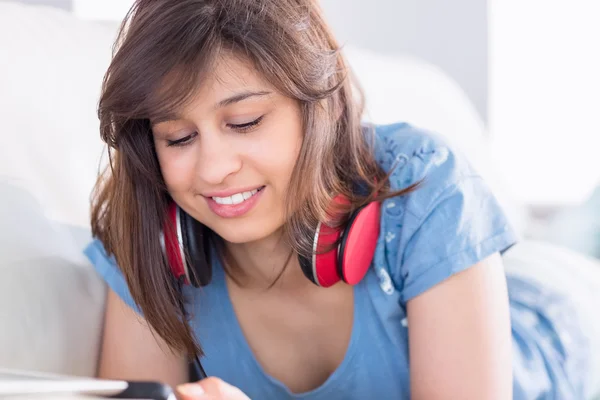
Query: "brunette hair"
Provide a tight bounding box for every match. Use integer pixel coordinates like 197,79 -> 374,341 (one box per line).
91,0 -> 415,358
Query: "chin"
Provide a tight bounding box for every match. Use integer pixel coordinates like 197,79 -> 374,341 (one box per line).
211,222 -> 280,245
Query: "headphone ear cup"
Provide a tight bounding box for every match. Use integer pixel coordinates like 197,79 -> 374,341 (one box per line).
298,219 -> 342,287
298,253 -> 318,285
299,196 -> 381,288
298,195 -> 350,287
161,202 -> 188,284
337,201 -> 381,285
311,220 -> 344,287
179,209 -> 212,287
161,202 -> 212,287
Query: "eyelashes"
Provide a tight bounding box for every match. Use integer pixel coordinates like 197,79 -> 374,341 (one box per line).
166,132 -> 198,147
229,115 -> 264,133
166,115 -> 265,147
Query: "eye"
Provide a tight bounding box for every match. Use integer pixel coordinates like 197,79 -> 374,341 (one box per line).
228,115 -> 264,133
166,132 -> 198,147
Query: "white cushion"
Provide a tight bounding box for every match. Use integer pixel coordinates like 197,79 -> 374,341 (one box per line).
0,4 -> 111,378
0,181 -> 106,377
0,2 -> 116,228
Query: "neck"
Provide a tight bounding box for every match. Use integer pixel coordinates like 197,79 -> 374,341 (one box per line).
222,229 -> 308,290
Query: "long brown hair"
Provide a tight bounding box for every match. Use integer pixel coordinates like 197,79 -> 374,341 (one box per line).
91,0 -> 416,358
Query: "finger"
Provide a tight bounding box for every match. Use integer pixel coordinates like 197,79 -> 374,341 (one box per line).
176,382 -> 206,400
177,377 -> 251,400
199,377 -> 250,399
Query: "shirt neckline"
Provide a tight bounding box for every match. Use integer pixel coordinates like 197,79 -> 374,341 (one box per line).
212,256 -> 363,398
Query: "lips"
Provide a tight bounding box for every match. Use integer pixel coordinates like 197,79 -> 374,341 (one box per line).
211,186 -> 264,205
205,186 -> 266,218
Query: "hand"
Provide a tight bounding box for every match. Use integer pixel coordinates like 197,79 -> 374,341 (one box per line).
176,377 -> 251,400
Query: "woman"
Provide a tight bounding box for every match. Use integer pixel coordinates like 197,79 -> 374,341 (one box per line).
84,0 -> 589,399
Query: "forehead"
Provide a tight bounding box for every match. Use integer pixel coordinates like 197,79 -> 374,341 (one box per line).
188,53 -> 272,104
150,52 -> 274,123
212,53 -> 267,89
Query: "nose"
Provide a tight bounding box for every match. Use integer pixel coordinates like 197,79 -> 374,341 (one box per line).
196,131 -> 242,185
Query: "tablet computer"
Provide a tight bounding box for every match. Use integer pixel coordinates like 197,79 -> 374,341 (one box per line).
0,367 -> 175,399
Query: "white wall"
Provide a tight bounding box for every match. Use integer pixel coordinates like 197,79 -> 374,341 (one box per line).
5,0 -> 71,9
489,0 -> 600,205
320,0 -> 488,123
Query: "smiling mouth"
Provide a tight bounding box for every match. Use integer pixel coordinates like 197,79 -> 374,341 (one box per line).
211,186 -> 265,205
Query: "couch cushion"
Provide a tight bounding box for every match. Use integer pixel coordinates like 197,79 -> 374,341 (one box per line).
0,2 -> 117,228
0,181 -> 106,377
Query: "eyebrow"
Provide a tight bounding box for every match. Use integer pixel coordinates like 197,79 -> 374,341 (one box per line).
152,90 -> 272,125
215,90 -> 272,109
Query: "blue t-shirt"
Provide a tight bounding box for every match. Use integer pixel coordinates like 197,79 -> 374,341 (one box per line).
84,122 -> 587,399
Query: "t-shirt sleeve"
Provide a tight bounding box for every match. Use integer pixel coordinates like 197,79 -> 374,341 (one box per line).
381,127 -> 519,304
84,238 -> 142,315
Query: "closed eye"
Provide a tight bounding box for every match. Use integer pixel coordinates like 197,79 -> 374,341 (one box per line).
228,115 -> 264,133
166,132 -> 197,147
165,115 -> 264,147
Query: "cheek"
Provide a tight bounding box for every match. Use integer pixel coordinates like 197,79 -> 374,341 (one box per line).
155,148 -> 196,193
248,124 -> 302,183
258,107 -> 303,173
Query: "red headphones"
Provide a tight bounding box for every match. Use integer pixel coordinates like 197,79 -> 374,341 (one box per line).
160,195 -> 381,288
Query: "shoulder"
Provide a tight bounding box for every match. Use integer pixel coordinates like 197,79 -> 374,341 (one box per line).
84,238 -> 141,314
367,122 -> 517,302
370,121 -> 480,217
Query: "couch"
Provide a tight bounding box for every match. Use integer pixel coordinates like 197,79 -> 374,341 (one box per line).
1,2 -> 599,398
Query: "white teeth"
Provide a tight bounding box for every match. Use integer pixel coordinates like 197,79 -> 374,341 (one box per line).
213,188 -> 259,205
231,193 -> 244,204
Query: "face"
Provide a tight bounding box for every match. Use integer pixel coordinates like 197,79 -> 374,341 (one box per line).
151,54 -> 304,245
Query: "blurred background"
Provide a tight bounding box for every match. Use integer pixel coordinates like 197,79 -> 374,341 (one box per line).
0,0 -> 600,396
